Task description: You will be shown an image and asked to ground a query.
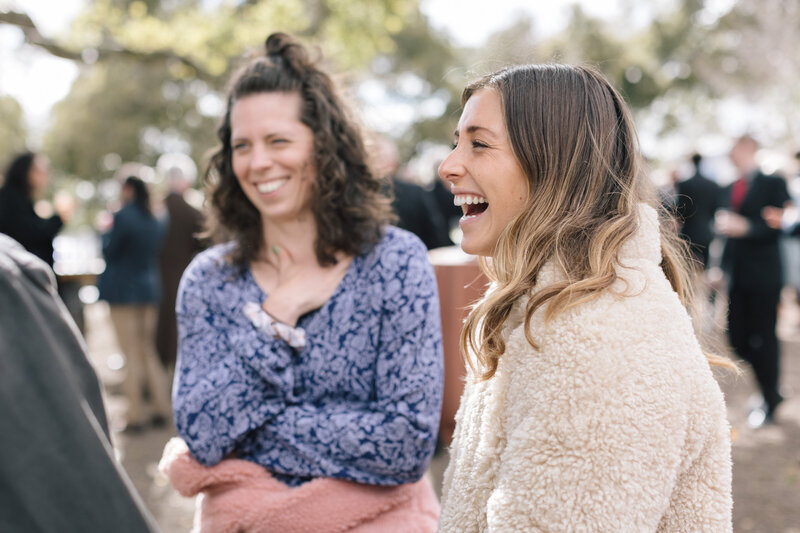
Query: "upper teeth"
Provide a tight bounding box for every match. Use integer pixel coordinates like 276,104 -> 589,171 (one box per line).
453,194 -> 488,206
256,179 -> 289,194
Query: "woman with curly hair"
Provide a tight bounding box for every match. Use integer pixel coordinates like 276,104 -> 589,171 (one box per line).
437,65 -> 733,531
161,33 -> 442,531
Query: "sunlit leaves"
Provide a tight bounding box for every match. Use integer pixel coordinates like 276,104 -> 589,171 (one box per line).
0,96 -> 27,168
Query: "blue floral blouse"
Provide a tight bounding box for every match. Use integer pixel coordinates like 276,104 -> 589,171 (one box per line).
172,227 -> 444,487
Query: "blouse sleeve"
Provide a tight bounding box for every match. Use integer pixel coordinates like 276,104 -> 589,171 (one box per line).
172,253 -> 294,466
250,238 -> 444,485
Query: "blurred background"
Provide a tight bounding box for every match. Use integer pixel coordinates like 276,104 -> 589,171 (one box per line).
1,1 -> 799,531
3,0 -> 799,192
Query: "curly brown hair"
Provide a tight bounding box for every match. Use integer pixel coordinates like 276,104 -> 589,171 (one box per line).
205,32 -> 395,267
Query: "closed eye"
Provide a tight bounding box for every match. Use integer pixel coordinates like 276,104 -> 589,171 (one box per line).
472,140 -> 488,149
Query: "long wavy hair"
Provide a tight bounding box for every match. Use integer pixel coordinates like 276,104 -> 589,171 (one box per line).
459,64 -> 731,381
205,32 -> 394,267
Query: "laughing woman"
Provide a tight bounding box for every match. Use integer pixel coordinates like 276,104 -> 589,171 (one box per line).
437,65 -> 733,532
161,33 -> 442,532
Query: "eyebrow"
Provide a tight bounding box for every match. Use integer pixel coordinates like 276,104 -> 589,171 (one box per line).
453,125 -> 495,138
230,131 -> 288,141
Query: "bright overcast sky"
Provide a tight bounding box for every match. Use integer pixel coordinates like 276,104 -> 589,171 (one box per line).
0,0 -> 641,140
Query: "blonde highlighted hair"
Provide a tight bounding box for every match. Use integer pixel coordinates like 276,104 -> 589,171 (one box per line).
459,64 -> 732,380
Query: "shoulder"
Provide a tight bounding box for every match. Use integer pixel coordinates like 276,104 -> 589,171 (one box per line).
756,172 -> 787,189
508,269 -> 702,392
177,243 -> 240,312
0,234 -> 54,292
677,177 -> 696,191
115,204 -> 137,219
182,242 -> 237,283
692,175 -> 718,191
361,226 -> 429,272
113,204 -> 142,227
357,227 -> 436,306
497,287 -> 720,446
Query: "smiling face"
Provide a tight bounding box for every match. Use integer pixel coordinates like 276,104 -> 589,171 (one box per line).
230,92 -> 316,226
438,88 -> 529,257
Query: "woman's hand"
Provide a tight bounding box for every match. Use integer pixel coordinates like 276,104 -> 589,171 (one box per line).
261,245 -> 351,326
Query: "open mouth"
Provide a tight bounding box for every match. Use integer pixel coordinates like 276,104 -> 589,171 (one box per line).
454,194 -> 489,218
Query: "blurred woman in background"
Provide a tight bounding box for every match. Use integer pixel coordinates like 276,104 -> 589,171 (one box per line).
0,152 -> 73,266
98,175 -> 170,432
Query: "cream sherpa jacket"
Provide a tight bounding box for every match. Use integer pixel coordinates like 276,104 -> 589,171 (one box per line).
438,205 -> 732,532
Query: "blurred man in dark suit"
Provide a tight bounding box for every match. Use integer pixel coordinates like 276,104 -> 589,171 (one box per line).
676,153 -> 720,269
716,135 -> 790,427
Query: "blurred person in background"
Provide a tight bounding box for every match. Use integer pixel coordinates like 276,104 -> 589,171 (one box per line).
155,153 -> 206,373
161,33 -> 442,532
98,175 -> 171,432
0,234 -> 158,532
716,134 -> 790,427
375,136 -> 451,250
675,152 -> 720,270
0,151 -> 74,267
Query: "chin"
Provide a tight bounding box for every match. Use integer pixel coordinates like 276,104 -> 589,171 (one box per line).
460,239 -> 491,257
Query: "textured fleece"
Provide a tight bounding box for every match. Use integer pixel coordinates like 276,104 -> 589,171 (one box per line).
439,205 -> 732,532
159,438 -> 439,533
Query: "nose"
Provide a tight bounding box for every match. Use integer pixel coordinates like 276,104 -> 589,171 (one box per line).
438,148 -> 463,186
250,145 -> 274,171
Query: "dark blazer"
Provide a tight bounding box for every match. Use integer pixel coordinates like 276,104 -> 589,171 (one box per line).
0,235 -> 158,532
676,172 -> 719,250
719,171 -> 790,292
391,177 -> 451,250
431,178 -> 461,243
98,203 -> 165,304
0,186 -> 62,266
156,192 -> 205,366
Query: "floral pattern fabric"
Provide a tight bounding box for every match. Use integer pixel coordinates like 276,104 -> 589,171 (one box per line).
173,227 -> 444,487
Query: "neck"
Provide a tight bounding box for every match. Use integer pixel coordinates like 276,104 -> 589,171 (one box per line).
262,214 -> 318,264
739,164 -> 757,178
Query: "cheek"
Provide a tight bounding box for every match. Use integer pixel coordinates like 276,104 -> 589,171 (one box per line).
231,154 -> 246,179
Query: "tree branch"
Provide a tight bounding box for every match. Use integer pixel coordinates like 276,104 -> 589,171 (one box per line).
0,9 -> 219,82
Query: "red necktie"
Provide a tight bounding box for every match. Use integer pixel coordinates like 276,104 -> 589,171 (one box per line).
730,177 -> 748,212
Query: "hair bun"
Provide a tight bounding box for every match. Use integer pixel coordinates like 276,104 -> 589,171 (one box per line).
265,32 -> 311,76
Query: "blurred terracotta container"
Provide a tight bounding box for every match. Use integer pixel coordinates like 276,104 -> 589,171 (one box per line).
427,246 -> 487,446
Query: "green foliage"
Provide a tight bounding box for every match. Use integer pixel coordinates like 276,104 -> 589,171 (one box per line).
6,0 -> 800,183
0,95 -> 27,172
42,61 -> 218,180
36,0 -> 427,182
